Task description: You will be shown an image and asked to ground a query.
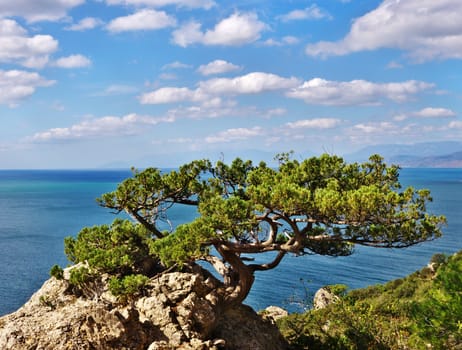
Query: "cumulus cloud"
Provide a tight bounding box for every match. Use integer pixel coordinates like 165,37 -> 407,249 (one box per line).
413,107 -> 456,118
172,12 -> 267,47
197,59 -> 241,76
0,0 -> 84,22
140,72 -> 300,104
0,69 -> 55,107
205,126 -> 263,143
305,0 -> 462,62
65,17 -> 104,31
140,87 -> 205,104
105,0 -> 215,9
286,78 -> 433,106
28,113 -> 174,142
199,72 -> 300,95
394,107 -> 456,121
107,9 -> 176,33
278,5 -> 331,22
53,54 -> 92,68
0,19 -> 58,68
286,118 -> 341,129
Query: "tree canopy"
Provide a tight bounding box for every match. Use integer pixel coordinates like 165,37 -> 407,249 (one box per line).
64,154 -> 446,305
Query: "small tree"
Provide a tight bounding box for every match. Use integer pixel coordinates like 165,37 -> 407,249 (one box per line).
65,154 -> 446,306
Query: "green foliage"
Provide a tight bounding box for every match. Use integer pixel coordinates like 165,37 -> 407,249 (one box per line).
64,218 -> 154,276
412,252 -> 462,348
68,266 -> 94,288
108,274 -> 149,298
150,219 -> 214,267
63,218 -> 159,298
278,251 -> 462,349
60,153 -> 445,305
327,284 -> 348,297
49,264 -> 64,280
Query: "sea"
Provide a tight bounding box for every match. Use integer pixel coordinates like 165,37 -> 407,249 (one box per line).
0,168 -> 461,316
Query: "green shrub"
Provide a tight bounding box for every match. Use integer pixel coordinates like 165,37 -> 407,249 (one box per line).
49,264 -> 64,280
109,274 -> 149,298
279,251 -> 462,349
327,284 -> 348,297
64,218 -> 154,276
69,266 -> 93,288
412,252 -> 462,348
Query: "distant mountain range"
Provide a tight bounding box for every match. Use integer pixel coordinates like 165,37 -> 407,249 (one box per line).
345,141 -> 462,168
102,142 -> 462,169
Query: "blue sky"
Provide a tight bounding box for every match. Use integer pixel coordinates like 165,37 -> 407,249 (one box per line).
0,0 -> 461,168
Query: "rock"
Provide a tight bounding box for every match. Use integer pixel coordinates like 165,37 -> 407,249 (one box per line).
260,306 -> 289,324
213,304 -> 288,350
0,266 -> 288,350
313,287 -> 340,310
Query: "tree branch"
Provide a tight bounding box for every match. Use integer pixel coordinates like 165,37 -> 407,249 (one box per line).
250,251 -> 286,272
127,209 -> 165,239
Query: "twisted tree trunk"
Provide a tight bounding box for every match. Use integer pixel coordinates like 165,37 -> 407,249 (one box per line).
216,245 -> 255,305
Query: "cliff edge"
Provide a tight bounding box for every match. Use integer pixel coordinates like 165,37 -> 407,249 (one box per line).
0,265 -> 287,350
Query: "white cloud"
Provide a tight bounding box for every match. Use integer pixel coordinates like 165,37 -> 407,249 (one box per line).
105,0 -> 215,9
96,84 -> 138,96
263,36 -> 300,47
449,121 -> 462,129
305,0 -> 462,62
140,87 -> 205,104
0,0 -> 84,22
394,107 -> 456,121
172,12 -> 267,47
266,108 -> 286,117
162,61 -> 192,70
197,59 -> 241,76
387,61 -> 403,69
171,21 -> 203,47
0,69 -> 55,107
413,107 -> 456,118
107,9 -> 176,33
0,19 -> 58,68
65,17 -> 104,31
352,122 -> 397,134
159,73 -> 178,80
53,54 -> 92,68
282,36 -> 299,45
199,72 -> 300,95
286,118 -> 341,129
286,78 -> 433,106
140,72 -> 300,104
278,5 -> 331,22
28,113 -> 174,142
205,126 -> 263,143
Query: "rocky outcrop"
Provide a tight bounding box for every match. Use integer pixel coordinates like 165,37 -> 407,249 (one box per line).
260,306 -> 289,324
0,266 -> 288,350
313,287 -> 340,310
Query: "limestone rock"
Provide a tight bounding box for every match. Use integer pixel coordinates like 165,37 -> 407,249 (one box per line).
313,287 -> 339,310
0,266 -> 288,350
213,304 -> 288,350
260,306 -> 289,324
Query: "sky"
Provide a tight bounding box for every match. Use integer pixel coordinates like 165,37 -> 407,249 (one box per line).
0,0 -> 461,168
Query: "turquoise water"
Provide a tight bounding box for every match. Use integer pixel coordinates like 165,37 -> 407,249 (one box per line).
0,168 -> 461,315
